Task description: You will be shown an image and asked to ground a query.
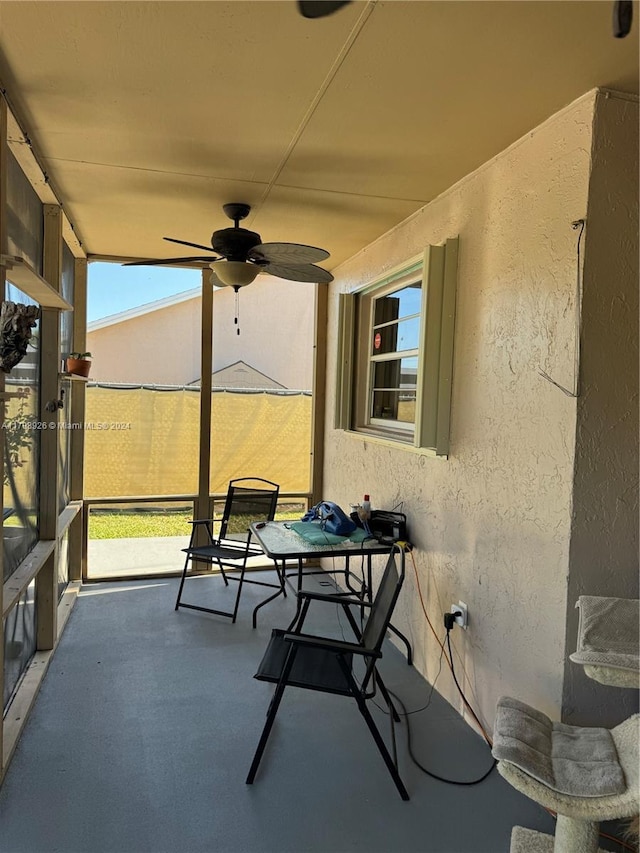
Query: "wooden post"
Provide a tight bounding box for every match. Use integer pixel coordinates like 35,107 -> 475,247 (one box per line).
194,270 -> 213,550
69,258 -> 87,581
310,282 -> 328,507
36,204 -> 63,649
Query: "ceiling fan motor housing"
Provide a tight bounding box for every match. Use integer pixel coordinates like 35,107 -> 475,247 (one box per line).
211,227 -> 262,262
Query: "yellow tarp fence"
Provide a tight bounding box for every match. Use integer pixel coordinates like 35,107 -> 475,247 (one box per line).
84,387 -> 312,497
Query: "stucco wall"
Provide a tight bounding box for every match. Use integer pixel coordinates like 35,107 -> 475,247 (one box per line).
324,93 -> 598,730
562,92 -> 639,726
87,277 -> 315,389
88,296 -> 202,385
212,277 -> 315,390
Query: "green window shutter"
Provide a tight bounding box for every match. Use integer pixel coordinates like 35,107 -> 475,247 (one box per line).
334,292 -> 355,430
435,238 -> 459,457
416,244 -> 445,449
415,238 -> 458,455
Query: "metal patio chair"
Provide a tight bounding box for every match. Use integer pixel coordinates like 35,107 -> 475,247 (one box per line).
246,546 -> 409,799
175,477 -> 280,622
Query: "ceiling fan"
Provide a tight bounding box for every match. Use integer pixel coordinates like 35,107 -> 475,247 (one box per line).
124,202 -> 334,288
297,1 -> 352,18
297,0 -> 633,36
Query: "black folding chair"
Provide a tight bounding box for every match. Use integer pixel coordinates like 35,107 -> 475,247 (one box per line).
246,546 -> 409,800
175,477 -> 280,622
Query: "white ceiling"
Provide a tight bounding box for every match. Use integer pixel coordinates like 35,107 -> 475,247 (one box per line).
0,0 -> 637,271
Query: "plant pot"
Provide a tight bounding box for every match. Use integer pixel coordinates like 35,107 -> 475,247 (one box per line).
66,357 -> 91,377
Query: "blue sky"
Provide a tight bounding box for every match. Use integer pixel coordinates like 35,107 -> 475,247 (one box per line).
87,261 -> 201,322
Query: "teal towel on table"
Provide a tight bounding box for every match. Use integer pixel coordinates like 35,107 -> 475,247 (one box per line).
289,521 -> 369,546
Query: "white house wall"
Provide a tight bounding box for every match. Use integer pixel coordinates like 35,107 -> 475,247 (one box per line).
88,296 -> 202,385
87,277 -> 315,389
324,92 -> 598,731
212,277 -> 315,391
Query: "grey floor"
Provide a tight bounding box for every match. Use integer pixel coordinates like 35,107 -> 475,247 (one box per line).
0,569 -> 594,853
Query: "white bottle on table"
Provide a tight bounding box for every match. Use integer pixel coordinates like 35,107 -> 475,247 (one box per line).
359,494 -> 371,527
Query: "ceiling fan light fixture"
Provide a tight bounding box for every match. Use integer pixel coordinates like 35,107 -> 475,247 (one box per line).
211,260 -> 260,288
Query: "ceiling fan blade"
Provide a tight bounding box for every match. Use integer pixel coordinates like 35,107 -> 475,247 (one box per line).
163,236 -> 215,252
262,262 -> 334,283
298,1 -> 352,18
123,256 -> 218,267
249,242 -> 330,265
613,0 -> 633,37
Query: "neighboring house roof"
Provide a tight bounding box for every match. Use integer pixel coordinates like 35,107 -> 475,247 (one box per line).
87,287 -> 201,331
190,361 -> 287,390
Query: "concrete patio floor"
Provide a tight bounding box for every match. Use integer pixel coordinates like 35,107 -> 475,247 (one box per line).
0,571 -> 565,853
87,535 -> 278,579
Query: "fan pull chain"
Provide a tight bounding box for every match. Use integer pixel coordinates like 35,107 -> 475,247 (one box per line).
234,286 -> 240,336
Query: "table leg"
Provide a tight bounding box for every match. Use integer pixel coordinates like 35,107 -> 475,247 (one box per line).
344,554 -> 365,596
251,560 -> 287,629
285,557 -> 304,628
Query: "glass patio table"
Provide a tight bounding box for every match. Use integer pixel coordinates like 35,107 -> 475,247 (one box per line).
249,520 -> 413,664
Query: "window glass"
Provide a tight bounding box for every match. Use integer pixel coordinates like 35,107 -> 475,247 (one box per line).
58,401 -> 71,514
4,147 -> 43,576
373,284 -> 421,325
58,243 -> 75,511
60,242 -> 74,355
370,357 -> 418,425
366,279 -> 422,436
371,316 -> 420,355
3,581 -> 36,711
3,284 -> 41,580
6,149 -> 43,274
58,530 -> 70,599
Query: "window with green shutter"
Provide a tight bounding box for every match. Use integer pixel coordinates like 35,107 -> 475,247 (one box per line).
335,238 -> 458,457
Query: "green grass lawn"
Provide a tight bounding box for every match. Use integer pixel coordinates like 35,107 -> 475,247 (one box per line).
89,512 -> 192,539
89,506 -> 305,539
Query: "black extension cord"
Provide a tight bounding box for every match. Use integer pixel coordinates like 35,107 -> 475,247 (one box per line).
385,628 -> 497,787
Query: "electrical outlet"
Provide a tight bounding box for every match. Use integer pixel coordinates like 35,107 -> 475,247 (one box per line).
450,601 -> 468,630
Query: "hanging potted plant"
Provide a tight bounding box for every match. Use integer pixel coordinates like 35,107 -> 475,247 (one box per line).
0,301 -> 40,374
66,351 -> 92,377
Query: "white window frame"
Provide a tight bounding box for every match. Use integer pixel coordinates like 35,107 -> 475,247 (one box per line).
335,238 -> 458,457
365,266 -> 421,435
